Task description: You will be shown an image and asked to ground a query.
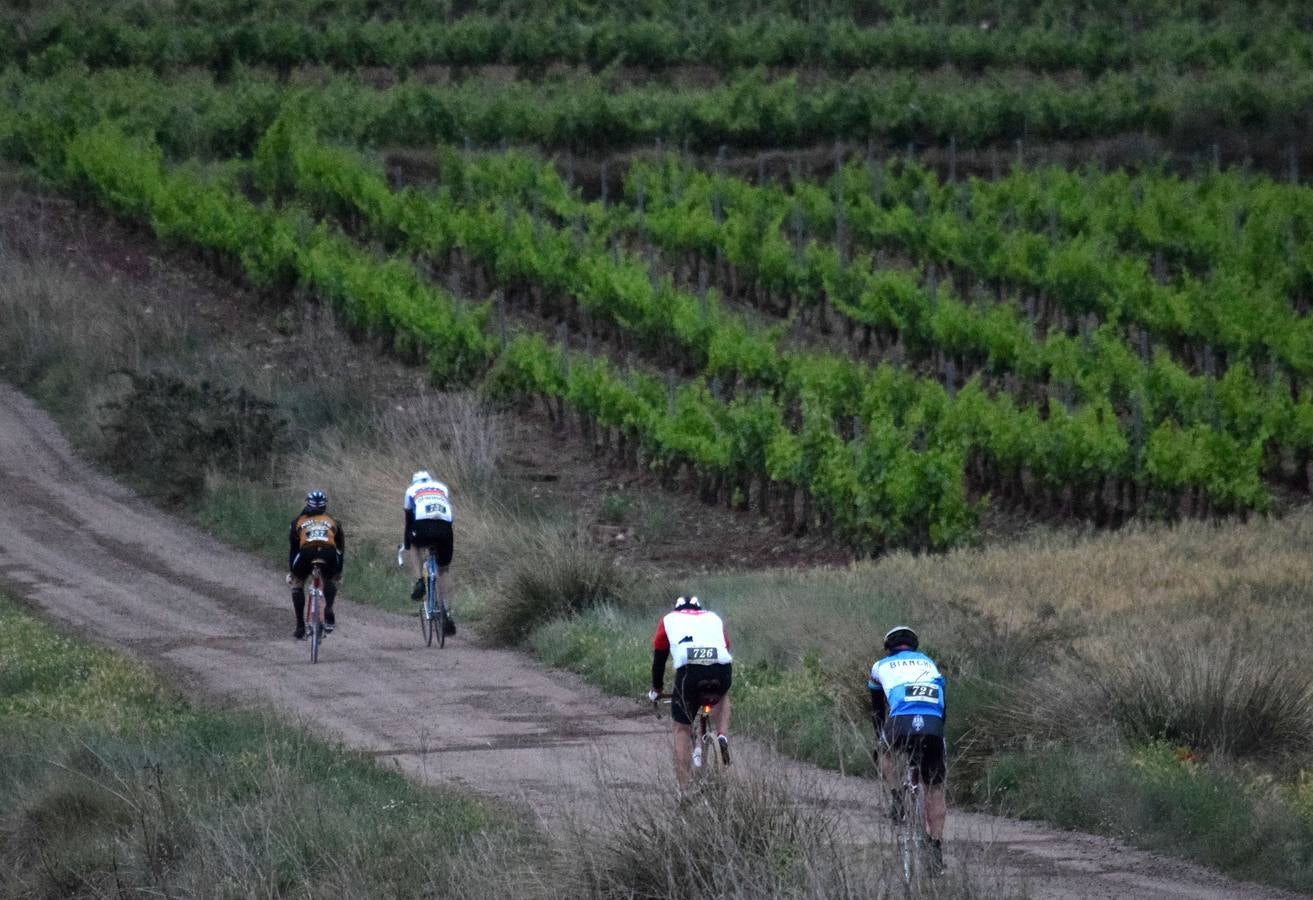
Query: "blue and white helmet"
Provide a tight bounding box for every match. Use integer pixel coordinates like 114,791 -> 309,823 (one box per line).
883,626 -> 918,652
305,490 -> 327,512
411,470 -> 432,484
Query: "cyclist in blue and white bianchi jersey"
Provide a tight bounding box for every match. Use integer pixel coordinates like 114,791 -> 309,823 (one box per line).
869,625 -> 948,872
404,470 -> 456,634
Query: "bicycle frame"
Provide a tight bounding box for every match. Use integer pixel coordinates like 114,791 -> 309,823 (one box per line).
654,691 -> 726,776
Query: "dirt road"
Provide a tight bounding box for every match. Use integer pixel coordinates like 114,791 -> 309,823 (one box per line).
0,383 -> 1299,899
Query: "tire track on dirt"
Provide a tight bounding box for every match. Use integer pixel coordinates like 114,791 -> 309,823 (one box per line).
0,384 -> 1300,899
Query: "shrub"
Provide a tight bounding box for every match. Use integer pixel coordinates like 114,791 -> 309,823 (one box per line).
101,372 -> 284,504
482,526 -> 634,645
1093,640 -> 1313,759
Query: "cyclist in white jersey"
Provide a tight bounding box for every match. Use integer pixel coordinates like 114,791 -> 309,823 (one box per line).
868,625 -> 948,872
403,470 -> 455,635
648,595 -> 733,789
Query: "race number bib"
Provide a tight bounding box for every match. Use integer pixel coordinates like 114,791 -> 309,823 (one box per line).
422,498 -> 450,519
687,647 -> 719,663
306,523 -> 331,543
904,684 -> 940,701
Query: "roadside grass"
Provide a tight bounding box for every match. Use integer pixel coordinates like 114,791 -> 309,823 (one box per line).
558,768 -> 1017,899
0,594 -> 533,899
986,742 -> 1313,891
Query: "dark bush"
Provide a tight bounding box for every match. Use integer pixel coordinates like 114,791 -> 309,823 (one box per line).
101,371 -> 285,504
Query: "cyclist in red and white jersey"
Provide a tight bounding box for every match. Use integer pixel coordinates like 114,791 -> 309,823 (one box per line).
648,595 -> 733,788
404,470 -> 455,635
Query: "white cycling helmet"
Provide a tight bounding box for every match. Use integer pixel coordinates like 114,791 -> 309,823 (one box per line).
411,470 -> 432,484
674,594 -> 701,610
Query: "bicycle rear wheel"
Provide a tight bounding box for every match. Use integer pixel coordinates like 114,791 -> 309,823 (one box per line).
420,579 -> 435,647
308,589 -> 320,664
435,598 -> 447,649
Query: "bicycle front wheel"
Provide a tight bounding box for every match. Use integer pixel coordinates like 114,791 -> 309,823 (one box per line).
435,600 -> 447,649
899,785 -> 928,884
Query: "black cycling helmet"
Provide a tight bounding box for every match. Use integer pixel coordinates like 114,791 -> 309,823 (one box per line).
305,490 -> 327,513
883,625 -> 918,652
674,594 -> 702,610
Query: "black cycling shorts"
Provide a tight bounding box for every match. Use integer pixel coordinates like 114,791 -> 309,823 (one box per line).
882,714 -> 947,786
409,519 -> 453,567
672,663 -> 732,726
291,548 -> 342,580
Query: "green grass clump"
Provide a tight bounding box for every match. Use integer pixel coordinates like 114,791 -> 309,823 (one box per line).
0,599 -> 186,728
0,594 -> 530,899
984,742 -> 1313,893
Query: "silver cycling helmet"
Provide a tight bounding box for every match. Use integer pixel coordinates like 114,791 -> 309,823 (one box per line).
411,470 -> 432,484
883,625 -> 919,652
305,490 -> 327,513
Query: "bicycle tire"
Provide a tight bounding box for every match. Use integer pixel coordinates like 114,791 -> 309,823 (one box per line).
308,585 -> 320,664
898,771 -> 928,884
421,577 -> 435,647
436,600 -> 447,648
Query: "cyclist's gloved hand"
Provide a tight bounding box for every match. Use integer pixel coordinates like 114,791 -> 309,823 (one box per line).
647,689 -> 661,704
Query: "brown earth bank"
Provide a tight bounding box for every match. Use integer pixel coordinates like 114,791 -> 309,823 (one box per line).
0,382 -> 1304,900
0,179 -> 852,574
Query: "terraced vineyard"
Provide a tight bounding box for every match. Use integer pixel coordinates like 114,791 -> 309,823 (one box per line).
5,0 -> 1313,552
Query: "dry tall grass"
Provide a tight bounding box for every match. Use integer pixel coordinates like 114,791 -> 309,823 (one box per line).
453,766 -> 1017,900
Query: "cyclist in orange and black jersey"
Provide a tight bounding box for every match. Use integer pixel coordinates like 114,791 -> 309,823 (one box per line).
288,490 -> 345,640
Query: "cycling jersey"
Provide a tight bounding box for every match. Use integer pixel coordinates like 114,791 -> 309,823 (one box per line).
869,650 -> 946,720
288,511 -> 345,572
293,513 -> 341,551
405,480 -> 454,523
653,609 -> 733,669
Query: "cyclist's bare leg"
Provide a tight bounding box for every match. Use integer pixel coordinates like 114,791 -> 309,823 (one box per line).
926,784 -> 947,841
437,566 -> 453,612
408,545 -> 426,579
711,693 -> 731,736
672,721 -> 694,789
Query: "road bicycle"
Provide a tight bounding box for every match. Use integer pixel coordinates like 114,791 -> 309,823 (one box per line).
306,560 -> 328,664
398,544 -> 450,648
652,686 -> 731,776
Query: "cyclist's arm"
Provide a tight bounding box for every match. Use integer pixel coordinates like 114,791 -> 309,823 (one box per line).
868,680 -> 889,737
287,519 -> 299,571
651,620 -> 671,692
402,505 -> 414,550
336,520 -> 346,563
